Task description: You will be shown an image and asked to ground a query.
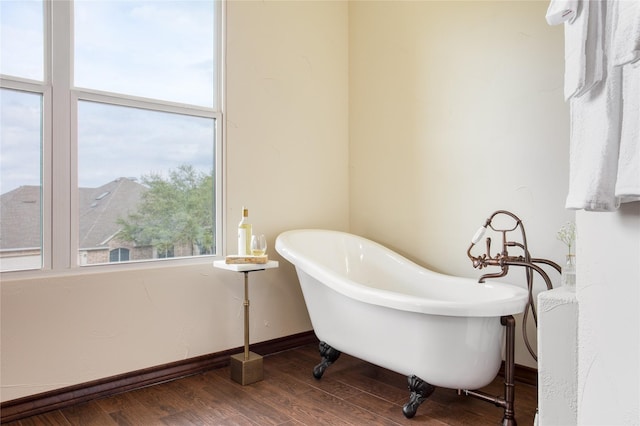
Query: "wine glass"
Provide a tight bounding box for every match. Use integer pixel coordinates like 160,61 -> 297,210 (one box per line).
251,234 -> 267,256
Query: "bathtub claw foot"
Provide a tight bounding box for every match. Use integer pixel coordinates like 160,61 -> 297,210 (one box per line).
402,375 -> 435,418
313,341 -> 341,379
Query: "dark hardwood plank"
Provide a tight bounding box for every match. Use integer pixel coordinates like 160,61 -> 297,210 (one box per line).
10,411 -> 71,426
242,376 -> 355,425
161,373 -> 245,421
94,392 -> 139,416
200,372 -> 294,425
337,362 -> 409,405
343,391 -> 448,425
57,400 -> 117,426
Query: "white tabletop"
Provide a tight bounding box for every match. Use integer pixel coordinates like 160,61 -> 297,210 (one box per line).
213,259 -> 279,272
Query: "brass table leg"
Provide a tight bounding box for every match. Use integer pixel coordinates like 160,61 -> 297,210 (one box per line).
244,271 -> 249,360
230,271 -> 263,385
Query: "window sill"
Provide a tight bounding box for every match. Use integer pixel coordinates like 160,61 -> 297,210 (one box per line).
0,255 -> 223,282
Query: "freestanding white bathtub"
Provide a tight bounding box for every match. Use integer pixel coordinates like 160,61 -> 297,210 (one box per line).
275,229 -> 529,421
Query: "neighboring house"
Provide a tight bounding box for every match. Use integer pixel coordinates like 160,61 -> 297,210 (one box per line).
1,177 -> 149,269
0,184 -> 42,270
77,177 -> 149,265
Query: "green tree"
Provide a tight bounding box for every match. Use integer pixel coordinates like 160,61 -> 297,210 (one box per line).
117,165 -> 214,256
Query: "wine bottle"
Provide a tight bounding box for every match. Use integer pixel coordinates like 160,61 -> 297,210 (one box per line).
237,207 -> 252,256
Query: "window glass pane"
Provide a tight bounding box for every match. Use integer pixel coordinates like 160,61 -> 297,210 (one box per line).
78,101 -> 215,265
0,0 -> 44,81
109,248 -> 130,263
74,1 -> 215,108
0,89 -> 43,272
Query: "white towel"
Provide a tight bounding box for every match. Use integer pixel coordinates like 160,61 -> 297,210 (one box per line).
577,0 -> 604,98
558,0 -> 589,99
612,0 -> 640,202
565,3 -> 622,211
552,0 -> 640,211
565,69 -> 623,211
611,0 -> 640,66
614,53 -> 640,202
546,0 -> 579,25
548,0 -> 605,100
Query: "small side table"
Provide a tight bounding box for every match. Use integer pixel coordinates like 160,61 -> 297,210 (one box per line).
213,259 -> 279,385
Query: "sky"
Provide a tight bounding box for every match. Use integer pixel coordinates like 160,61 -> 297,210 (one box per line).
0,0 -> 216,194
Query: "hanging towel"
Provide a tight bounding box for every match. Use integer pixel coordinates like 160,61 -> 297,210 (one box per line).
554,0 -> 589,99
564,1 -> 621,211
578,0 -> 604,98
547,0 -> 604,100
546,0 -> 579,25
565,66 -> 623,211
612,0 -> 640,202
615,61 -> 640,202
549,0 -> 640,211
611,0 -> 640,66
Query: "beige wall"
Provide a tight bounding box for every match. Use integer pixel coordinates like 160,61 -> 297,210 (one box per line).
349,1 -> 572,368
0,0 -> 349,402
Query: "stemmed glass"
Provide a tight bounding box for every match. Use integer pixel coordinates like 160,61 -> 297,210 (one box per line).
251,234 -> 267,256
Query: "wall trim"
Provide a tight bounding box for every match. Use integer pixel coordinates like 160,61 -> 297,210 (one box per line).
1,331 -> 537,423
0,331 -> 318,424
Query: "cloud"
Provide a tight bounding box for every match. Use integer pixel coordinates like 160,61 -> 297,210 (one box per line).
1,1 -> 218,194
0,89 -> 42,193
0,1 -> 43,80
78,101 -> 215,188
74,0 -> 216,107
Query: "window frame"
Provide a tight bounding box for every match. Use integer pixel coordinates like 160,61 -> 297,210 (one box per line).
1,0 -> 224,278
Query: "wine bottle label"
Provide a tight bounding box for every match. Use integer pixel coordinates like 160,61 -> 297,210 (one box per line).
238,228 -> 247,255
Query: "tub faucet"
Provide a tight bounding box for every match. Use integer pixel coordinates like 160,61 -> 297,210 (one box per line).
467,210 -> 558,286
467,209 -> 561,361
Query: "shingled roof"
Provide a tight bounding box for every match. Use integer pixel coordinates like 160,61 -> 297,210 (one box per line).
1,178 -> 147,251
0,185 -> 41,249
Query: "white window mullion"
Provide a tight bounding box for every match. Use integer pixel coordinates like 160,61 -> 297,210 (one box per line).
42,86 -> 53,270
50,0 -> 73,269
40,0 -> 52,270
69,90 -> 79,267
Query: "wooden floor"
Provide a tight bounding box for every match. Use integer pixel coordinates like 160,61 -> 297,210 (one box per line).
6,343 -> 538,425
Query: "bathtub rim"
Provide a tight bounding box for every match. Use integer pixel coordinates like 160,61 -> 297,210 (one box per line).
275,229 -> 528,318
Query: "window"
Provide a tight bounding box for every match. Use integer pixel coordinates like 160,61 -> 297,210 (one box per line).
0,1 -> 223,273
110,248 -> 130,263
0,0 -> 45,272
156,246 -> 175,259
